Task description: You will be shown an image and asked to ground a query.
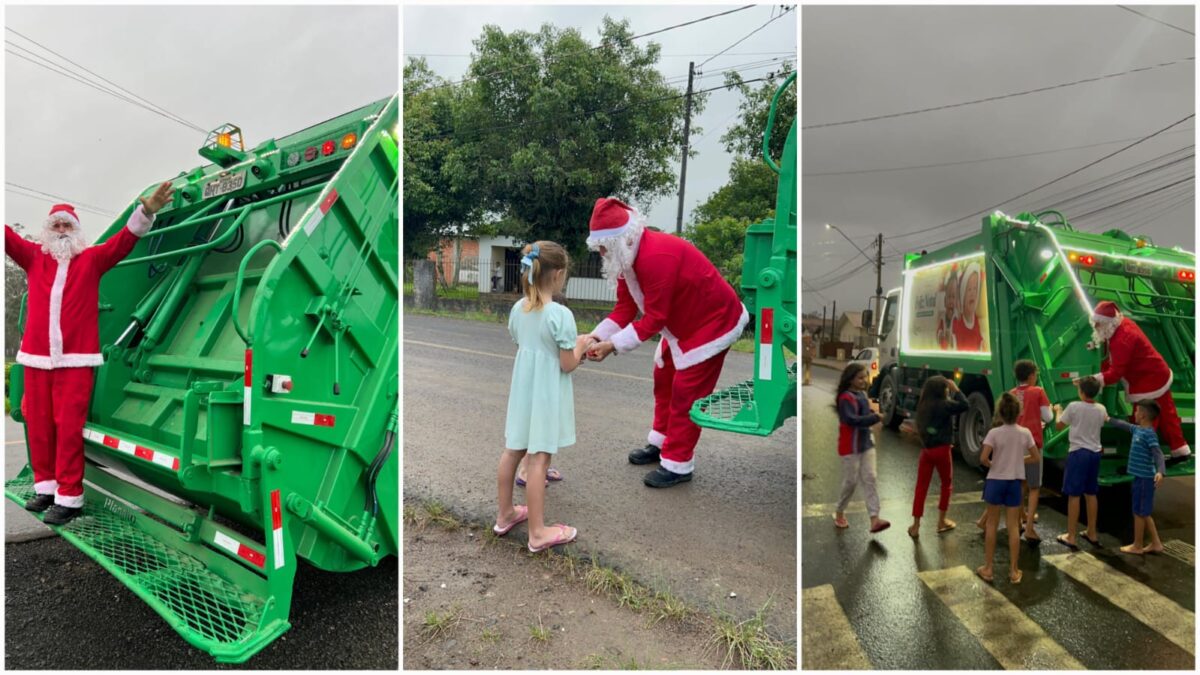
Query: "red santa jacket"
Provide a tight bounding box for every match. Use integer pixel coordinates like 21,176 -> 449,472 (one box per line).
591,230 -> 748,369
1098,317 -> 1173,401
5,206 -> 154,369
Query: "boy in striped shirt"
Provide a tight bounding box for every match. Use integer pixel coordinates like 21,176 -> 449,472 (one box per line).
1108,400 -> 1166,555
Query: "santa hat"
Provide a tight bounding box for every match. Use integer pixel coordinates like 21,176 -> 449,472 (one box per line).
958,260 -> 981,308
586,197 -> 638,247
1092,300 -> 1121,324
45,204 -> 80,230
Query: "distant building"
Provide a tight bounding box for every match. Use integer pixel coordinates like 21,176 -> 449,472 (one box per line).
835,311 -> 871,348
426,235 -> 615,302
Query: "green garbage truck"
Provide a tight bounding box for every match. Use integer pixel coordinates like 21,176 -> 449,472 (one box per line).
6,95 -> 398,662
869,209 -> 1194,485
691,71 -> 796,436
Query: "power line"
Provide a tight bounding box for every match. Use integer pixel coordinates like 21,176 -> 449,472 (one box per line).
405,50 -> 796,58
633,4 -> 756,40
697,6 -> 794,69
802,127 -> 1194,177
803,57 -> 1194,131
1072,175 -> 1195,221
6,27 -> 207,132
1117,5 -> 1194,37
6,184 -> 117,218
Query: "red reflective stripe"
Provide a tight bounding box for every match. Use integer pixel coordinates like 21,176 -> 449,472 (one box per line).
103,436 -> 119,449
134,446 -> 154,461
172,457 -> 181,471
239,545 -> 266,568
244,349 -> 253,386
320,189 -> 338,214
271,490 -> 282,530
760,308 -> 774,344
314,414 -> 336,427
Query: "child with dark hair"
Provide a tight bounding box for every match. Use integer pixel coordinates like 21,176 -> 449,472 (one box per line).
908,375 -> 969,538
1109,400 -> 1167,555
833,363 -> 890,533
1053,376 -> 1108,549
977,393 -> 1040,584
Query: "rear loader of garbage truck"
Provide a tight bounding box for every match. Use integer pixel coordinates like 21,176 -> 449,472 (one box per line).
871,210 -> 1194,486
6,95 -> 399,663
691,72 -> 797,437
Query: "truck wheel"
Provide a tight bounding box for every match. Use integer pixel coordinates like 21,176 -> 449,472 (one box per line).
956,391 -> 992,469
878,373 -> 902,431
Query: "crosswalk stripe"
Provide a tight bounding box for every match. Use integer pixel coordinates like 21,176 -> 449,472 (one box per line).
1044,552 -> 1195,656
917,566 -> 1086,670
1162,539 -> 1195,567
803,491 -> 984,518
801,585 -> 872,670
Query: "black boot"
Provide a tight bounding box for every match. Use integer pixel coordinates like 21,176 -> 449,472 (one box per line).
643,467 -> 692,488
43,504 -> 82,525
24,494 -> 53,512
628,444 -> 661,465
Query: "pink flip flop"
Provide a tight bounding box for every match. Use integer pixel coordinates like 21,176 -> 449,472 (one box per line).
528,524 -> 577,553
493,505 -> 528,536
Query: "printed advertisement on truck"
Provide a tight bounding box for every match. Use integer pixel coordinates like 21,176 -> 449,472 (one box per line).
902,253 -> 990,354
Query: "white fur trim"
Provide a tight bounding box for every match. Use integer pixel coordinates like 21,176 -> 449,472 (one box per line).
34,480 -> 58,496
659,456 -> 694,474
647,430 -> 667,447
586,210 -> 637,247
1126,370 -> 1173,401
670,304 -> 751,370
654,338 -> 666,368
16,351 -> 103,370
46,211 -> 80,230
1093,373 -> 1104,386
1091,310 -> 1120,324
55,491 -> 84,508
592,318 -> 621,342
624,269 -> 645,313
126,204 -> 155,237
611,323 -> 643,353
1170,444 -> 1191,457
16,351 -> 53,369
49,260 -> 68,362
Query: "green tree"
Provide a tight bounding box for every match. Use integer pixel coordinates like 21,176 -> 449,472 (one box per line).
5,222 -> 28,359
692,157 -> 777,225
683,215 -> 748,294
451,18 -> 703,254
720,62 -> 795,161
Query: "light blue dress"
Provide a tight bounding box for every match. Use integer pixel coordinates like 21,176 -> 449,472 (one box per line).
505,299 -> 577,454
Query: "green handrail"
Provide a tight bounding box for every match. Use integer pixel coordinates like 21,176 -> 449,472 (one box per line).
761,70 -> 797,176
232,240 -> 283,345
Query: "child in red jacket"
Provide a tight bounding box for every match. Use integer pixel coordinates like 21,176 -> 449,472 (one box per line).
834,363 -> 890,533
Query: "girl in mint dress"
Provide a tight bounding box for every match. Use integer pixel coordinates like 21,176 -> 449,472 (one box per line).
494,241 -> 589,553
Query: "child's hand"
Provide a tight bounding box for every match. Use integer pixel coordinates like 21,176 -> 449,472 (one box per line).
576,335 -> 597,351
1154,472 -> 1163,487
1052,403 -> 1063,416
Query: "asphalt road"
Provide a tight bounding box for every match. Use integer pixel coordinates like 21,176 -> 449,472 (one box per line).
403,313 -> 797,636
4,418 -> 398,668
801,364 -> 1195,670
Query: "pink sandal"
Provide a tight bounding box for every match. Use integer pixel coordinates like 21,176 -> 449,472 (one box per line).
493,505 -> 528,536
528,524 -> 577,552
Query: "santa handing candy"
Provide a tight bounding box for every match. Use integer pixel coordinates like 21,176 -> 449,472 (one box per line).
5,181 -> 174,524
1088,300 -> 1190,459
580,197 -> 749,487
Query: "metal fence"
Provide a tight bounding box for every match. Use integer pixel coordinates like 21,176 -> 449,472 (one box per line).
470,251 -> 615,302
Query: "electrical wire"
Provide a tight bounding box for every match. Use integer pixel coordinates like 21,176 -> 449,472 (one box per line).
1117,5 -> 1194,36
697,6 -> 794,69
5,183 -> 116,217
1071,175 -> 1195,222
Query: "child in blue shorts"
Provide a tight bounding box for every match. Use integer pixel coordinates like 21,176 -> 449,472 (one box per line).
1108,400 -> 1166,555
1053,376 -> 1108,549
978,392 -> 1039,584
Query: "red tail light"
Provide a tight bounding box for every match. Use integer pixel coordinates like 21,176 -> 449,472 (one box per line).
321,140 -> 336,156
1178,269 -> 1195,282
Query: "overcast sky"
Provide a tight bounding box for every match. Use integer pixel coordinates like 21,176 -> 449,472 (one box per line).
802,5 -> 1194,317
6,5 -> 398,241
403,3 -> 797,227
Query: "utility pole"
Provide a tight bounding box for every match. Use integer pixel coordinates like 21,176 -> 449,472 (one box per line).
675,61 -> 695,234
821,305 -> 827,346
831,300 -> 838,343
874,233 -> 884,345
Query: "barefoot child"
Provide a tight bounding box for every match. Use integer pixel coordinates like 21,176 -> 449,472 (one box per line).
1108,401 -> 1166,555
495,241 -> 592,552
977,393 -> 1040,584
1054,376 -> 1108,549
909,376 -> 968,537
833,363 -> 890,533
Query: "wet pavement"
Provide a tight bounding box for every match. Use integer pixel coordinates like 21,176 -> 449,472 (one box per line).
801,365 -> 1195,670
403,313 -> 797,637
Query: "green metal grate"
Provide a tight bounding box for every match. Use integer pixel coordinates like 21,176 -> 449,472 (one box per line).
5,471 -> 265,648
695,380 -> 755,422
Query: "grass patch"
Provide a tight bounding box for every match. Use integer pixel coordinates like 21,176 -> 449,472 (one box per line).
402,505 -> 421,526
708,600 -> 795,670
481,627 -> 500,643
648,589 -> 691,625
421,605 -> 462,641
406,499 -> 462,531
529,613 -> 551,643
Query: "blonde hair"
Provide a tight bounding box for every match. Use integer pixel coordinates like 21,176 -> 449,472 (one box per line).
520,240 -> 570,312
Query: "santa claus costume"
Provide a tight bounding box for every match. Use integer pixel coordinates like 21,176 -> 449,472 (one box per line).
585,198 -> 749,487
1090,300 -> 1191,458
5,203 -> 154,522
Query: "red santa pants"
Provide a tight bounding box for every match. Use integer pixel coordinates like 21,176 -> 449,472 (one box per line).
22,366 -> 94,508
650,343 -> 729,475
1135,391 -> 1189,455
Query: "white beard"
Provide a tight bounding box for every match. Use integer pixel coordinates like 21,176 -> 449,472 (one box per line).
39,229 -> 88,262
593,221 -> 644,289
1091,317 -> 1120,344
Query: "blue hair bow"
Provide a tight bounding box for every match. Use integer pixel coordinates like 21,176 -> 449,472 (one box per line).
520,244 -> 540,285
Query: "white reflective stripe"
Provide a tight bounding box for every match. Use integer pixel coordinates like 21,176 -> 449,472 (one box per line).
759,350 -> 772,380
303,209 -> 325,236
243,386 -> 252,425
292,411 -> 316,425
117,440 -> 135,453
273,529 -> 285,570
213,531 -> 240,556
802,585 -> 871,670
1045,552 -> 1195,655
82,428 -> 104,443
918,566 -> 1085,670
150,452 -> 176,469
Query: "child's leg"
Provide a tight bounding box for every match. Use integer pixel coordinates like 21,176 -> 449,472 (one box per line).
1025,488 -> 1041,537
1066,496 -> 1080,541
1005,506 -> 1021,577
934,446 -> 954,528
859,449 -> 886,529
497,449 -> 526,523
834,454 -> 862,523
1144,516 -> 1164,551
1121,515 -> 1146,554
1084,494 -> 1099,541
910,449 -> 935,534
982,505 -> 1001,574
524,452 -> 554,544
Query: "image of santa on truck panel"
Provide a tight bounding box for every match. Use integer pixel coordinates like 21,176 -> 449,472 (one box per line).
1089,300 -> 1191,459
913,256 -> 988,354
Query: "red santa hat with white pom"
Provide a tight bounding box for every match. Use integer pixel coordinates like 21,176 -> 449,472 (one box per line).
586,198 -> 638,247
1092,300 -> 1121,325
45,203 -> 81,230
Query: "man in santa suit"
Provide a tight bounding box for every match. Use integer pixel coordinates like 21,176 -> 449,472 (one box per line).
581,197 -> 749,487
5,181 -> 173,524
1088,300 -> 1191,459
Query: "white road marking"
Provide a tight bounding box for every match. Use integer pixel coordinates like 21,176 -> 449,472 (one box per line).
803,491 -> 984,518
1044,552 -> 1195,656
801,584 -> 872,670
405,339 -> 654,382
918,566 -> 1086,670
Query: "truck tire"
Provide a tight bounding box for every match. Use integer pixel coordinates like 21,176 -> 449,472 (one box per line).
956,391 -> 993,469
878,372 -> 903,431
